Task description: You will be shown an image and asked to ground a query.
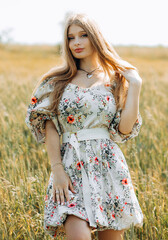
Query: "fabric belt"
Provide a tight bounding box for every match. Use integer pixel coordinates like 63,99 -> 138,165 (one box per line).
62,127 -> 110,227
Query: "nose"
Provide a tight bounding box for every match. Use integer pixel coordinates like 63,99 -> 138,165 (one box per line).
74,37 -> 80,46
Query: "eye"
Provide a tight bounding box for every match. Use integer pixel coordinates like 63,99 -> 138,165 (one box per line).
81,34 -> 88,37
68,37 -> 74,40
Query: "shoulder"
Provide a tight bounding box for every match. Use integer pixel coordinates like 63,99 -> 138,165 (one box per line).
33,76 -> 55,99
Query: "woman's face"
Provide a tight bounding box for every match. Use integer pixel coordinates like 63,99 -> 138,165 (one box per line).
68,24 -> 95,59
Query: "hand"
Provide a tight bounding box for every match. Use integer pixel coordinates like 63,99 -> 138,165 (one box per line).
52,167 -> 76,205
116,68 -> 142,85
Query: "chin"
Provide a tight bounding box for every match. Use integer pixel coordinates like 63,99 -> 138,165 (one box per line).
74,53 -> 91,59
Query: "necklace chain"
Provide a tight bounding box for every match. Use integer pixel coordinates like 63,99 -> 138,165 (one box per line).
79,66 -> 101,78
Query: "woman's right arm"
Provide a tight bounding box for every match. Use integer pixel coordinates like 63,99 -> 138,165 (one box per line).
45,120 -> 63,170
45,120 -> 76,205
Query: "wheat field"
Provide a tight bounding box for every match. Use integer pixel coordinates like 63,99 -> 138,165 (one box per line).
0,44 -> 167,240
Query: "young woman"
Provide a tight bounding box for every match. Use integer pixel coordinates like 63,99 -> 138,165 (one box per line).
25,13 -> 143,240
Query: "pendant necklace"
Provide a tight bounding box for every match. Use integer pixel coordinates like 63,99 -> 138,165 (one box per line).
79,66 -> 100,78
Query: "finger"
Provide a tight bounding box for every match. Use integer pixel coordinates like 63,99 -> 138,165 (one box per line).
69,181 -> 76,193
59,189 -> 65,205
64,189 -> 70,203
55,189 -> 60,205
53,189 -> 56,202
52,184 -> 56,202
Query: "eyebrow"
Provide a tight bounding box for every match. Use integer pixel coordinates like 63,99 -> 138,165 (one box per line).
68,31 -> 86,36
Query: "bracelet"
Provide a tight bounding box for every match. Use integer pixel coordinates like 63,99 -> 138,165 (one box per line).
51,162 -> 63,168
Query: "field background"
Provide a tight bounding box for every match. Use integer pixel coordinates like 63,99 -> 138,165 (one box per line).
0,44 -> 167,240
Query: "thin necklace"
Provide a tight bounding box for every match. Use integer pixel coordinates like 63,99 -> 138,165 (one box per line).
79,66 -> 100,78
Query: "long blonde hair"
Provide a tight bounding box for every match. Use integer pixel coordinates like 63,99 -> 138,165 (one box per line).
32,13 -> 137,114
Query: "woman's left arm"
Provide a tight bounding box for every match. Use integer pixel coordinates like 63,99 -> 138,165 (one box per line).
117,69 -> 142,135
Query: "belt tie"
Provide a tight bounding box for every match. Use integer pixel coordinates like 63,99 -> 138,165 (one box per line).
62,127 -> 110,228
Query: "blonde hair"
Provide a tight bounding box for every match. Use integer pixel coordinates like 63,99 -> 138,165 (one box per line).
32,13 -> 137,114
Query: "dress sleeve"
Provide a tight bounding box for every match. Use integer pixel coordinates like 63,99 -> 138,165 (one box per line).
108,108 -> 142,143
25,77 -> 62,144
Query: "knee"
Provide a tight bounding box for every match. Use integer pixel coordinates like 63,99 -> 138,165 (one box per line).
67,231 -> 91,240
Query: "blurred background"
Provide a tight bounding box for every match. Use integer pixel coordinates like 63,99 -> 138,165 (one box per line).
0,0 -> 168,46
0,0 -> 168,240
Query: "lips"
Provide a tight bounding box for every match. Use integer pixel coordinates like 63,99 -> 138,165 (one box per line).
75,48 -> 84,53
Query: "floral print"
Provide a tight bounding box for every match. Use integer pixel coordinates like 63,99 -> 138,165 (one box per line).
25,77 -> 143,238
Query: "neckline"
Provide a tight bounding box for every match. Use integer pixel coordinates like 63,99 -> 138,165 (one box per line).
67,82 -> 111,90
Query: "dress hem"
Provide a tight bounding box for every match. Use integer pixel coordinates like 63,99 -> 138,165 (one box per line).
44,210 -> 143,238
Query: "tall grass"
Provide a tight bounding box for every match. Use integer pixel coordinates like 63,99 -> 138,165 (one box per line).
0,44 -> 167,239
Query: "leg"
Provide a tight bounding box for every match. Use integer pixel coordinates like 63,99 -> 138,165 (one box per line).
98,228 -> 125,240
63,214 -> 92,240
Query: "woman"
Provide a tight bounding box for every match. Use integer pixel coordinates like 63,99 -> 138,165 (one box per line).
25,13 -> 143,240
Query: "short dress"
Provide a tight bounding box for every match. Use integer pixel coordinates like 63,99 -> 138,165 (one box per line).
25,77 -> 144,238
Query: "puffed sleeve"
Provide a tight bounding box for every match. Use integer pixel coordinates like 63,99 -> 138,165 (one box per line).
108,108 -> 142,143
25,77 -> 62,144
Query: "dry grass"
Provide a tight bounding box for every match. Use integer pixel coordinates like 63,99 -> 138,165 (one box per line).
0,44 -> 167,239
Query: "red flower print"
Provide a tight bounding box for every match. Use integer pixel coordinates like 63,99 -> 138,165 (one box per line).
120,209 -> 123,212
45,194 -> 48,201
106,96 -> 110,101
76,97 -> 80,103
112,153 -> 115,156
68,203 -> 77,208
76,161 -> 84,170
95,157 -> 99,164
46,226 -> 50,229
112,213 -> 115,219
107,162 -> 110,168
122,178 -> 128,185
51,214 -> 53,217
116,196 -> 118,199
94,176 -> 98,182
99,205 -> 103,212
67,115 -> 75,123
121,159 -> 124,162
31,96 -> 37,104
136,119 -> 139,123
53,231 -> 57,237
125,202 -> 127,205
73,181 -> 77,186
105,83 -> 110,87
86,218 -> 88,221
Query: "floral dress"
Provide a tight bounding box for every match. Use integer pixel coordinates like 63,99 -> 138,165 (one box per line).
25,77 -> 144,238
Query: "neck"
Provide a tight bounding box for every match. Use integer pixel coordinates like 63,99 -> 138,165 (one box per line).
79,52 -> 101,72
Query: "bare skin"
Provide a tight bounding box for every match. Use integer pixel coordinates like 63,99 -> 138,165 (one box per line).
63,215 -> 92,240
63,215 -> 125,240
97,228 -> 125,240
